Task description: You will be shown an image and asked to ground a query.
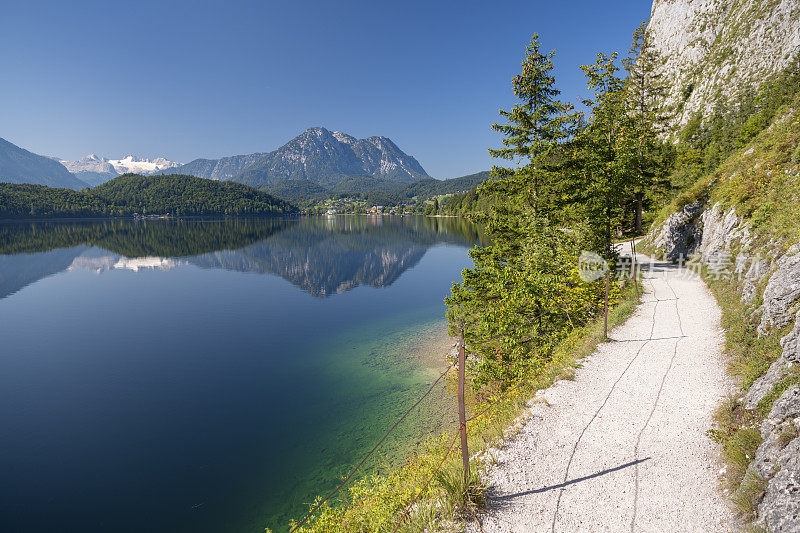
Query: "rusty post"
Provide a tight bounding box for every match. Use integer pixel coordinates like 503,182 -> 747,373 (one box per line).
458,327 -> 470,488
604,269 -> 610,338
631,238 -> 639,299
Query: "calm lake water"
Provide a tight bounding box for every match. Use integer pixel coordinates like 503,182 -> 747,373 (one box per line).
0,216 -> 479,532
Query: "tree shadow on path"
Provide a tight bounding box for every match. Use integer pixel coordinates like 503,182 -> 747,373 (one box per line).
492,457 -> 651,501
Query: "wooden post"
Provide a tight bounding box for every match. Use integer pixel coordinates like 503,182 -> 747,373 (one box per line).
604,269 -> 610,338
630,238 -> 639,299
458,327 -> 470,488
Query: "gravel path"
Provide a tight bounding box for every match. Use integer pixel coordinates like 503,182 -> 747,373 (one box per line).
470,249 -> 734,532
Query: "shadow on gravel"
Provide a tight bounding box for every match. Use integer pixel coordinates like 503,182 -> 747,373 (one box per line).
492,457 -> 651,501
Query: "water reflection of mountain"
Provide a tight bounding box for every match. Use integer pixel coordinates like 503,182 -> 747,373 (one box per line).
191,216 -> 480,296
0,216 -> 480,300
0,247 -> 87,300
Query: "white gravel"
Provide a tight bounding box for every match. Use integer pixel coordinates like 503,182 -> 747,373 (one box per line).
470,250 -> 735,532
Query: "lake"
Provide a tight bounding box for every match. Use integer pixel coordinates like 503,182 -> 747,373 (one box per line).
0,215 -> 479,532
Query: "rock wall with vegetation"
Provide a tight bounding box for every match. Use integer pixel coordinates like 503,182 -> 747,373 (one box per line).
648,0 -> 800,129
641,91 -> 800,529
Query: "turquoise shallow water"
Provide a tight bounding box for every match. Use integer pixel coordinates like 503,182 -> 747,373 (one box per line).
0,216 -> 478,532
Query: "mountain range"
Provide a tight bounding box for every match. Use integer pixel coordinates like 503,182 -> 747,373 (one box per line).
1,129 -> 485,203
0,137 -> 88,189
59,154 -> 181,186
160,127 -> 430,187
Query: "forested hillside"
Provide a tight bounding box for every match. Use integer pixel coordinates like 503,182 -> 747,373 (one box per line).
262,171 -> 491,208
0,174 -> 297,219
91,174 -> 297,216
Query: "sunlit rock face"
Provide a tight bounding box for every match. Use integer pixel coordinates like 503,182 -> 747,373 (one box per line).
647,0 -> 800,129
163,127 -> 430,187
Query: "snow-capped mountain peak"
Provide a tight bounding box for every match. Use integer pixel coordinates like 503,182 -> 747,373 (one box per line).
59,154 -> 181,176
108,155 -> 180,175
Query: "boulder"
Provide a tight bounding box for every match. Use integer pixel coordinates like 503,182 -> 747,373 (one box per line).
752,386 -> 800,531
649,200 -> 704,261
759,245 -> 800,335
744,358 -> 794,409
780,310 -> 800,365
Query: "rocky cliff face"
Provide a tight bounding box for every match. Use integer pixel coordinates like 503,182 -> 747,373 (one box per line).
644,202 -> 800,531
647,0 -> 800,129
155,152 -> 266,181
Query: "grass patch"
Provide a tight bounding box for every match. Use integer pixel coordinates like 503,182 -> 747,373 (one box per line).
703,268 -> 791,525
704,275 -> 787,390
757,367 -> 800,417
733,469 -> 767,520
286,279 -> 641,532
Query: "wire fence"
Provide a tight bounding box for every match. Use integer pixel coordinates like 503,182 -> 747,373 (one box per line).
290,250 -> 642,531
290,361 -> 456,532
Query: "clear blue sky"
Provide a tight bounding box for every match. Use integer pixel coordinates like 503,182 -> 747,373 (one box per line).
1,0 -> 652,178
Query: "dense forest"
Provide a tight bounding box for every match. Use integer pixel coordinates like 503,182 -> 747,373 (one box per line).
444,26 -> 676,386
0,174 -> 298,219
444,25 -> 800,389
347,172 -> 491,207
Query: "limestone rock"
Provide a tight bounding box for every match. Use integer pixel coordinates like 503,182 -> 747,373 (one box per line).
756,447 -> 800,532
696,203 -> 750,263
648,0 -> 800,130
744,358 -> 794,410
648,200 -> 704,261
768,385 -> 800,424
759,246 -> 800,335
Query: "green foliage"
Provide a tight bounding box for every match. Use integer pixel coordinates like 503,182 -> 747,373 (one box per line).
0,174 -> 298,219
261,179 -> 331,204
0,182 -> 121,218
666,54 -> 800,195
355,172 -> 492,208
447,36 -> 635,389
91,174 -> 297,216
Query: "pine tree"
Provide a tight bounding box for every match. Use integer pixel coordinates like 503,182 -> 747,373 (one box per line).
622,21 -> 672,234
447,36 -> 594,388
484,33 -> 580,226
572,52 -> 633,254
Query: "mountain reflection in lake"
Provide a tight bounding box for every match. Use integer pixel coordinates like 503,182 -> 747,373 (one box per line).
0,216 -> 480,299
0,216 -> 480,532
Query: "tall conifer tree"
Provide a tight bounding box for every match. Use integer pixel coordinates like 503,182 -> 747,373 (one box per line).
622,21 -> 671,233
447,36 -> 595,388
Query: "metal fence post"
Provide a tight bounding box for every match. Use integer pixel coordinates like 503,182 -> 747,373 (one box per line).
604,269 -> 610,338
458,327 -> 469,488
631,238 -> 639,299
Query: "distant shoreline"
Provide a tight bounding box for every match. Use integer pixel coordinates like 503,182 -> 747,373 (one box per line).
0,213 -> 300,223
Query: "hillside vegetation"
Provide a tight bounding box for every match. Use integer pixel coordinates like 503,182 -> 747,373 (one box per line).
639,55 -> 800,530
0,174 -> 297,219
263,171 -> 492,208
648,56 -> 800,240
